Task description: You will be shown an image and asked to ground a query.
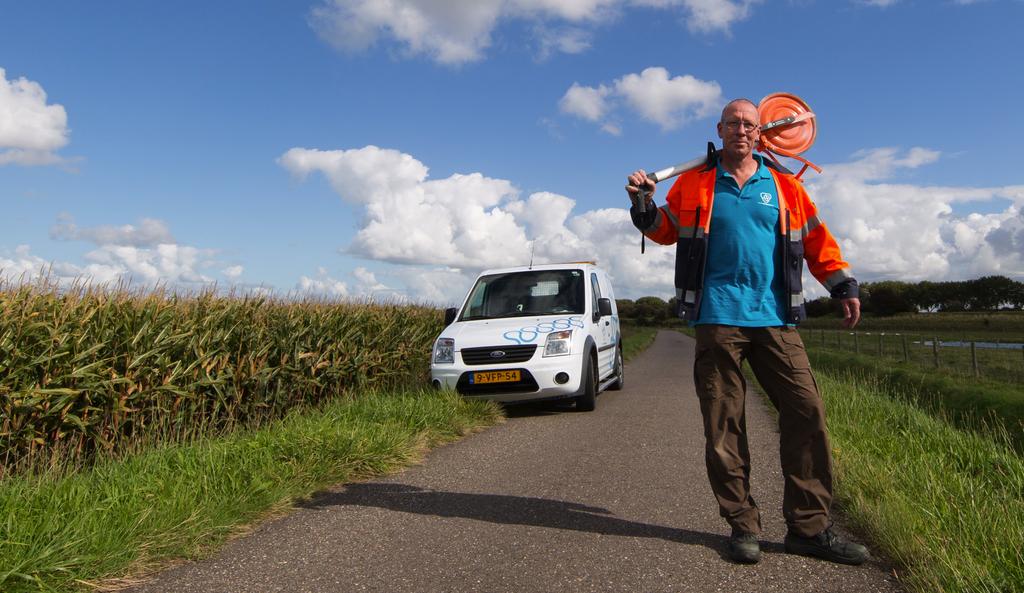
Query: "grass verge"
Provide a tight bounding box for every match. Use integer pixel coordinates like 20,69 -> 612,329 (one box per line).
621,323 -> 659,361
808,349 -> 1024,453
818,369 -> 1024,593
0,388 -> 502,593
799,311 -> 1024,341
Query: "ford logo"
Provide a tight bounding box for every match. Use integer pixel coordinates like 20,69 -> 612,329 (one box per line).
490,350 -> 506,358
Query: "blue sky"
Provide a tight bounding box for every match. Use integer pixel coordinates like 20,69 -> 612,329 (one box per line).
2,0 -> 1022,303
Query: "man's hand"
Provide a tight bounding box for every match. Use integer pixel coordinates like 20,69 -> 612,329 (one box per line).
841,297 -> 861,329
626,169 -> 656,208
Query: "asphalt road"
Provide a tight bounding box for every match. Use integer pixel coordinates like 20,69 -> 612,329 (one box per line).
127,330 -> 903,593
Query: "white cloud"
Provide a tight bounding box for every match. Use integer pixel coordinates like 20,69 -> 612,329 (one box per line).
79,243 -> 216,285
678,0 -> 758,33
559,83 -> 611,122
284,144 -> 1024,304
0,245 -> 67,284
309,0 -> 755,65
50,215 -> 175,247
353,266 -> 389,292
805,147 -> 1024,287
223,265 -> 244,280
281,144 -> 675,301
295,265 -> 406,301
614,67 -> 722,130
389,266 -> 473,304
561,67 -> 723,133
534,26 -> 592,60
281,146 -> 528,269
2,218 -> 227,289
298,267 -> 350,298
0,68 -> 70,166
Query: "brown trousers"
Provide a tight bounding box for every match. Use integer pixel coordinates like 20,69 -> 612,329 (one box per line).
693,325 -> 832,538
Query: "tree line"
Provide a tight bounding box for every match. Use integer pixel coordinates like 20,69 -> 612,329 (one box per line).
616,275 -> 1024,324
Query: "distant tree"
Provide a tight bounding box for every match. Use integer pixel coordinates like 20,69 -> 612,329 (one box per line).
1009,281 -> 1024,310
910,280 -> 940,312
804,296 -> 837,318
936,281 -> 969,312
861,281 -> 915,316
667,296 -> 681,319
968,276 -> 1020,310
633,296 -> 671,326
615,299 -> 636,321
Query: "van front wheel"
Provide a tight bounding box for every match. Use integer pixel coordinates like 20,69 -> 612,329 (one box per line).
575,357 -> 597,412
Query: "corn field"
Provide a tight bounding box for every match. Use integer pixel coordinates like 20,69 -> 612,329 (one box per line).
0,281 -> 444,473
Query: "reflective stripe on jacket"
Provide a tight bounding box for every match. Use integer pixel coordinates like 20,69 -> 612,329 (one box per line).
631,161 -> 858,324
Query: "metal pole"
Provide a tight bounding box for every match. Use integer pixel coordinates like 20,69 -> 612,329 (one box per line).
971,341 -> 979,378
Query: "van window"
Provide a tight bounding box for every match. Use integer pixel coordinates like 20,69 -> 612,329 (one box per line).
460,269 -> 585,320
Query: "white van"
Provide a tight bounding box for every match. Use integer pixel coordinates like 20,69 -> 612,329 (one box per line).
430,262 -> 622,411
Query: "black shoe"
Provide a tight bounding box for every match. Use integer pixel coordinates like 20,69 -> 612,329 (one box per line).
785,527 -> 868,565
728,530 -> 761,564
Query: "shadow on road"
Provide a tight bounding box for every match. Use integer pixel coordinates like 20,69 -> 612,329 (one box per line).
300,482 -> 740,557
501,400 -> 577,418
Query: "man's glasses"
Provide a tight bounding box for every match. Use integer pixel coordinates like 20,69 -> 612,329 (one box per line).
722,120 -> 760,133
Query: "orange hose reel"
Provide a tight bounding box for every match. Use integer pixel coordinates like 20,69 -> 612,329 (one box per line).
756,92 -> 821,179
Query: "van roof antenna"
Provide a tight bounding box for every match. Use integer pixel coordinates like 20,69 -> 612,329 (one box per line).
529,241 -> 535,269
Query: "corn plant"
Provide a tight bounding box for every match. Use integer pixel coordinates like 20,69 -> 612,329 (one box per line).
0,280 -> 444,474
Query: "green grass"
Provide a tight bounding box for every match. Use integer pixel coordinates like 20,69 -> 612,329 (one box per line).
800,311 -> 1024,342
621,323 -> 658,361
800,327 -> 1024,384
0,388 -> 502,593
806,348 -> 1024,453
818,369 -> 1024,593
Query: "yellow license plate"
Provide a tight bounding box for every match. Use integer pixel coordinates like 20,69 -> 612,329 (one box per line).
471,370 -> 520,384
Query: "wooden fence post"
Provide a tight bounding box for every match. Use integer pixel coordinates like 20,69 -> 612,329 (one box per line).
878,333 -> 884,357
854,332 -> 859,354
971,341 -> 979,378
933,337 -> 940,368
902,334 -> 908,363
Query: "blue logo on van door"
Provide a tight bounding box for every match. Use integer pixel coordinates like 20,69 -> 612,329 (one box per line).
503,317 -> 584,344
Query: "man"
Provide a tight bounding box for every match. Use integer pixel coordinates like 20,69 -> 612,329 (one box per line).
625,98 -> 868,566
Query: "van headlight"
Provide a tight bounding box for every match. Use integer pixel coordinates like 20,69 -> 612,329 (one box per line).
543,330 -> 572,357
433,338 -> 455,364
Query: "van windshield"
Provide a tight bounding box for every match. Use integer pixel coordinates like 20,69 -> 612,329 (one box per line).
459,269 -> 586,321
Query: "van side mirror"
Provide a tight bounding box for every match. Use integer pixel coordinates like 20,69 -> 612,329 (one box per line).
444,307 -> 458,325
596,298 -> 612,320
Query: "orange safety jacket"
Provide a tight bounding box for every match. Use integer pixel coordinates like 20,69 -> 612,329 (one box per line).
631,157 -> 858,324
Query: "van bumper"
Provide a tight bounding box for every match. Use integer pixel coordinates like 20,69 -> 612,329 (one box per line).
431,353 -> 585,403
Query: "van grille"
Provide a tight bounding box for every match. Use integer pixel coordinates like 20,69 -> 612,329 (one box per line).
461,345 -> 537,365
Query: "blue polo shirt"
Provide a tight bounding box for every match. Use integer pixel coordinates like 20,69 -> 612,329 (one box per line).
695,154 -> 786,327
